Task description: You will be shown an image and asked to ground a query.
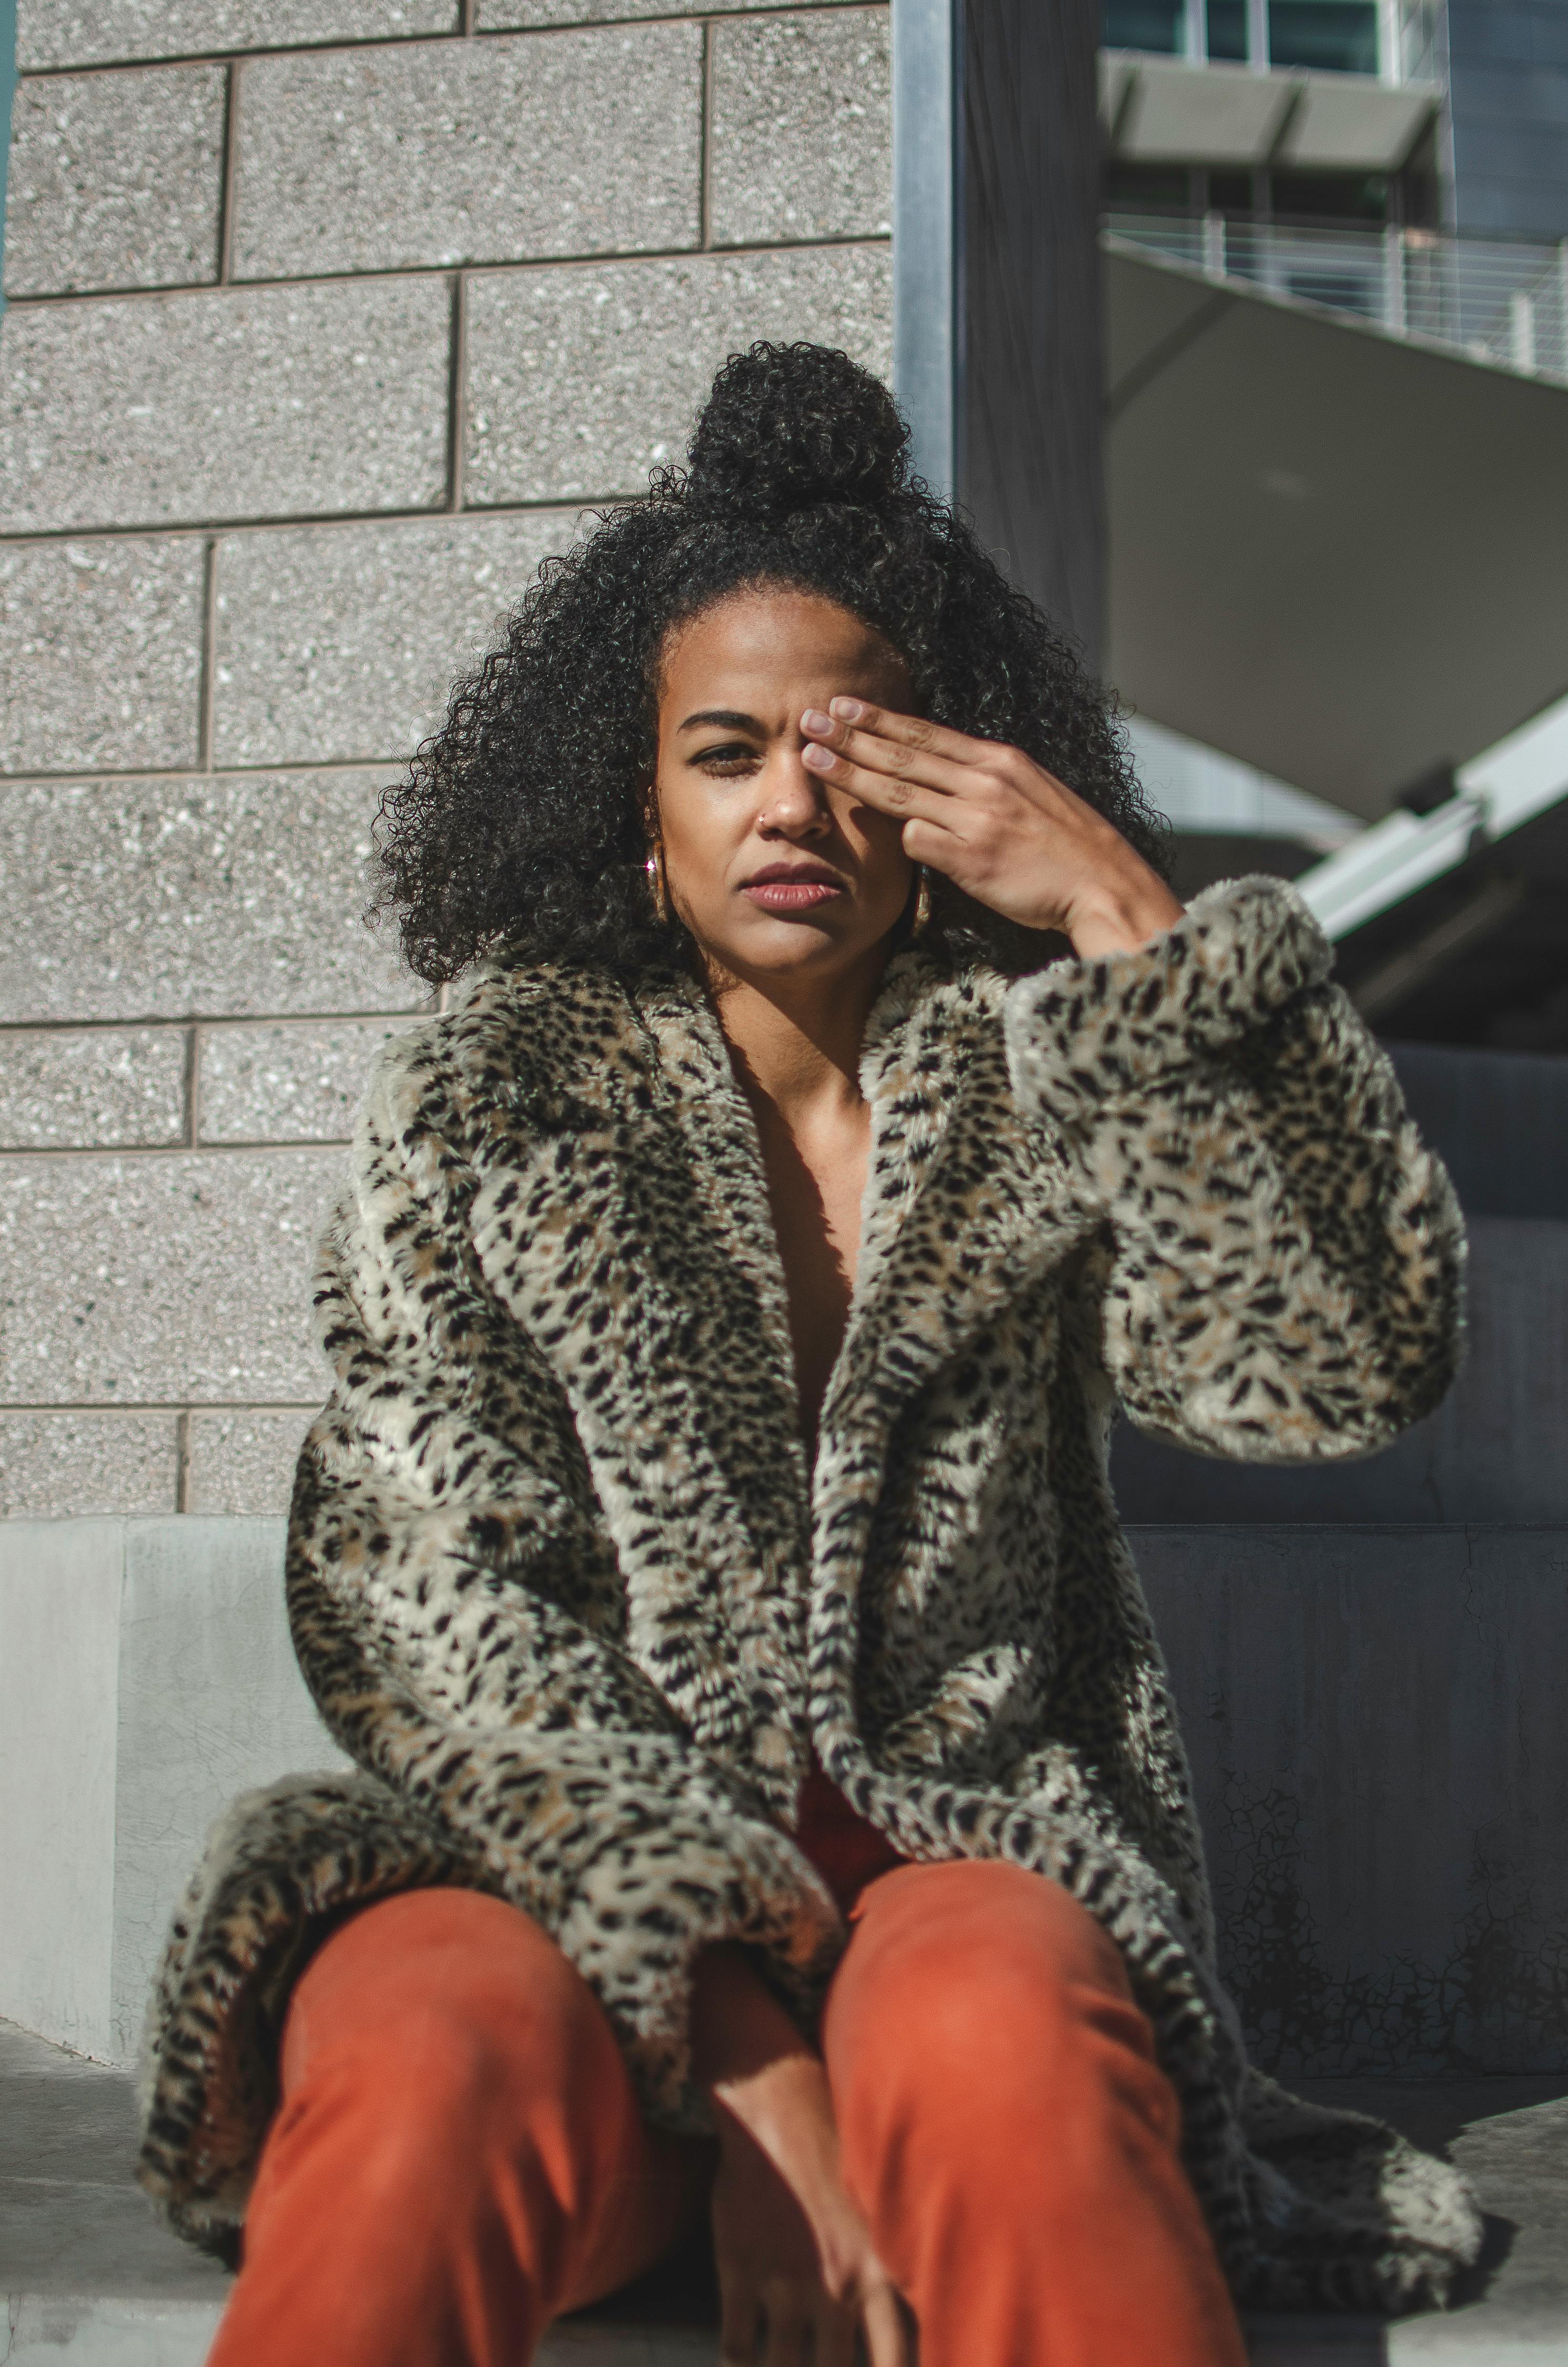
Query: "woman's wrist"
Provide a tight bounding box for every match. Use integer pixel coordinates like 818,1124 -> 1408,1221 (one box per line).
1060,869 -> 1184,958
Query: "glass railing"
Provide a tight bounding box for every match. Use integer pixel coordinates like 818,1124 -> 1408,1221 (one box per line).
1104,213 -> 1568,381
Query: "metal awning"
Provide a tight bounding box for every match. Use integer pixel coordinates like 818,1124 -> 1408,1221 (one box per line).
1099,50 -> 1438,173
1103,240 -> 1568,822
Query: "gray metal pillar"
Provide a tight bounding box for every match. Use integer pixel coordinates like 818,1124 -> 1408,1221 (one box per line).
893,0 -> 1106,666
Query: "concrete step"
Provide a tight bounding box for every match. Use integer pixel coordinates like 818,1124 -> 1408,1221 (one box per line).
3,2021 -> 1564,2364
5,1520 -> 1566,2086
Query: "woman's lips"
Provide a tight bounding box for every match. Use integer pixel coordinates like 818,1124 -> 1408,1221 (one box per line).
742,878 -> 845,913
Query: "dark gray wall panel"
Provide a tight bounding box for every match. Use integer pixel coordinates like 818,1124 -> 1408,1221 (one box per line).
1135,1524 -> 1568,2076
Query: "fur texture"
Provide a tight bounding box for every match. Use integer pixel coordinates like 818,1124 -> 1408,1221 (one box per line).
138,877 -> 1479,2308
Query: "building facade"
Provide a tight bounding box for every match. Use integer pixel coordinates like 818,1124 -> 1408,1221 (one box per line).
0,0 -> 892,1522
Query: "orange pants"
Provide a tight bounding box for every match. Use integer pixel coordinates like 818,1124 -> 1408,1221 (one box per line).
208,1866 -> 1248,2367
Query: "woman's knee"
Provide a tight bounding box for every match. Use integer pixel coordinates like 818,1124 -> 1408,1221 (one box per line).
824,1860 -> 1174,2150
279,1888 -> 627,2150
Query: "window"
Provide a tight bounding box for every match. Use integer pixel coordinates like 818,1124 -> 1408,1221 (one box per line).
1267,1 -> 1379,75
1104,0 -> 1188,53
1207,2 -> 1250,60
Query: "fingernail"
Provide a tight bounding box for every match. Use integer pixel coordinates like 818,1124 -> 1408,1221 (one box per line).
801,709 -> 834,735
802,742 -> 834,770
829,697 -> 864,722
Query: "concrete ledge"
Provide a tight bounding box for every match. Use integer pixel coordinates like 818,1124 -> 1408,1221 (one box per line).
4,1518 -> 1565,2082
0,1518 -> 341,2062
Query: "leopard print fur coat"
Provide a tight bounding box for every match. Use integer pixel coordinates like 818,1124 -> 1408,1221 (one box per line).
137,875 -> 1482,2310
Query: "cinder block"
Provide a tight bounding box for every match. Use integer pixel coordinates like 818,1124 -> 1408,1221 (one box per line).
232,26 -> 700,281
0,1412 -> 178,1518
464,244 -> 893,503
184,1408 -> 311,1515
17,1 -> 458,72
3,65 -> 226,298
211,512 -> 578,767
0,538 -> 205,777
709,9 -> 893,249
199,1017 -> 414,1141
0,1026 -> 187,1149
0,278 -> 450,534
0,771 -> 411,1023
479,0 -> 843,25
0,1146 -> 345,1404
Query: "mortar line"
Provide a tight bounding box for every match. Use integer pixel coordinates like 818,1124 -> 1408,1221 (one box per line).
13,6 -> 878,79
195,536 -> 219,769
0,493 -> 598,551
0,1399 -> 327,1412
447,274 -> 468,512
0,1008 -> 427,1037
174,1409 -> 191,1512
184,1022 -> 201,1147
0,228 -> 888,310
216,60 -> 240,286
0,1137 -> 359,1162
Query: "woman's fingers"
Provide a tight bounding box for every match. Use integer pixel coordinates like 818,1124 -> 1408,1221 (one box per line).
827,697 -> 986,770
803,709 -> 973,803
802,739 -> 963,831
719,2283 -> 763,2365
860,2284 -> 916,2367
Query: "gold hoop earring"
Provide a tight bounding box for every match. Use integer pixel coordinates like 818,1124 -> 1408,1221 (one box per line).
912,866 -> 932,939
645,839 -> 670,925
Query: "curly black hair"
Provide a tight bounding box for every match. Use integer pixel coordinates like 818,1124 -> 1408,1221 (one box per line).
375,342 -> 1166,984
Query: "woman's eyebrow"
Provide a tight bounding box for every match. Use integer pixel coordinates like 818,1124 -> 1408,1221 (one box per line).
678,708 -> 763,734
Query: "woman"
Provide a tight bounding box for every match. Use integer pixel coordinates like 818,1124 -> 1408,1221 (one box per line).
139,344 -> 1480,2364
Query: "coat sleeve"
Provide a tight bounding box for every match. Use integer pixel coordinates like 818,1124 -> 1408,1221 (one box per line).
286,1035 -> 841,2131
1001,875 -> 1466,1462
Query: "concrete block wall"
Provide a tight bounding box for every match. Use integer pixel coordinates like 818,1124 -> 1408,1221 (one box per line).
0,0 -> 893,1522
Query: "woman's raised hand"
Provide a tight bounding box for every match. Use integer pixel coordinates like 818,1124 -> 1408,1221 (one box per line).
800,699 -> 1183,958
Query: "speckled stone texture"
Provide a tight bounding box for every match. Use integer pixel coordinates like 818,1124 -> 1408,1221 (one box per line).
0,772 -> 410,1022
185,1408 -> 313,1514
0,1147 -> 344,1402
0,538 -> 205,776
0,278 -> 451,534
464,244 -> 893,502
232,26 -> 701,281
480,0 -> 846,25
0,1411 -> 179,1515
16,1 -> 458,71
4,65 -> 227,298
211,512 -> 579,767
199,1018 -> 416,1141
0,1028 -> 188,1149
709,9 -> 892,249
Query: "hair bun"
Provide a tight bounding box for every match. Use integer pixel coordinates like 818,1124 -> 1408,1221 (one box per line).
685,342 -> 911,521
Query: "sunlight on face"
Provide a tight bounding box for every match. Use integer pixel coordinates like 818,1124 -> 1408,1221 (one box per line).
653,587 -> 916,988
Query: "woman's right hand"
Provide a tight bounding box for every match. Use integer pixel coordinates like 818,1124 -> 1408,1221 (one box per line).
691,1945 -> 915,2366
710,2052 -> 911,2366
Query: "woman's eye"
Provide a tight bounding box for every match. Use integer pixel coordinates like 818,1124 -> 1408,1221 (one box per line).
694,742 -> 760,775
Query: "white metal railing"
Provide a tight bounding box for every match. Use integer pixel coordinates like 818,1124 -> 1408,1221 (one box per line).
1105,213 -> 1568,383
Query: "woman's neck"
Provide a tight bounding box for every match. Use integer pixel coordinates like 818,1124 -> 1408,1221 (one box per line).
704,944 -> 891,1129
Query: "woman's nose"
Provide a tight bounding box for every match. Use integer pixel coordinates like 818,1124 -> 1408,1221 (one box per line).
760,749 -> 832,832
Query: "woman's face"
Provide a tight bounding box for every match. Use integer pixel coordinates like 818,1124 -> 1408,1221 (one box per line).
652,586 -> 916,986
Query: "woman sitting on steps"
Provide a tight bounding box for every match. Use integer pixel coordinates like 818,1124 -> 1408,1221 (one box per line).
138,341 -> 1480,2366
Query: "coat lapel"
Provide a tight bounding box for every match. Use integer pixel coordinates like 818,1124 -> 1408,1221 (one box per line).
464,966 -> 811,1809
460,954 -> 1096,1816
